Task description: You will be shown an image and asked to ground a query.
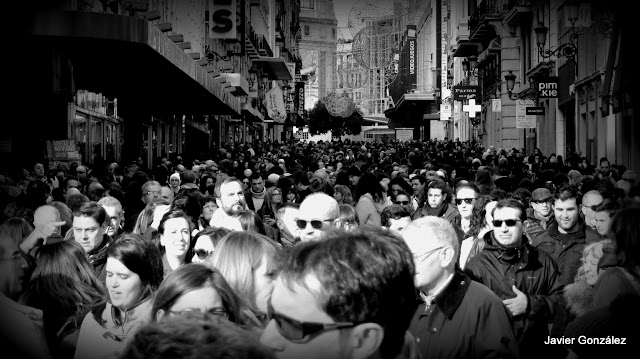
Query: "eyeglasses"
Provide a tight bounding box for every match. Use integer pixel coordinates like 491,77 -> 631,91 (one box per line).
194,249 -> 214,260
243,181 -> 250,185
396,201 -> 409,205
144,190 -> 161,196
413,246 -> 445,262
296,219 -> 334,230
169,307 -> 228,320
492,219 -> 522,227
455,198 -> 474,205
267,300 -> 360,341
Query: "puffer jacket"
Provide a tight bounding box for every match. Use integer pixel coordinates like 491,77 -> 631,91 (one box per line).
464,233 -> 563,358
531,220 -> 599,285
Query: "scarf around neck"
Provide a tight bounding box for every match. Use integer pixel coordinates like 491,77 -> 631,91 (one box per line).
251,187 -> 265,199
425,201 -> 447,217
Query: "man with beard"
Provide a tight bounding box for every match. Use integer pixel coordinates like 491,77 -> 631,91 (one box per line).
72,201 -> 110,282
465,199 -> 562,359
209,177 -> 247,231
532,185 -> 600,285
524,188 -> 556,240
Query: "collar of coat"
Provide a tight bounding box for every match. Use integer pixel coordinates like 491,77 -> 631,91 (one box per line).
432,270 -> 472,319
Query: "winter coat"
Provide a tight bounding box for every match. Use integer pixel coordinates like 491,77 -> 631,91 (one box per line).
74,299 -> 153,359
409,270 -> 520,359
464,234 -> 563,359
530,220 -> 599,285
356,193 -> 388,227
523,208 -> 555,241
88,235 -> 110,284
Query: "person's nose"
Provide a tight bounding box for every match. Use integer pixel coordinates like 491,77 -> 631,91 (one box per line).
260,320 -> 286,352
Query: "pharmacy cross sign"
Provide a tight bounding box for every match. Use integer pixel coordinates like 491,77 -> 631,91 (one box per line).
463,99 -> 482,118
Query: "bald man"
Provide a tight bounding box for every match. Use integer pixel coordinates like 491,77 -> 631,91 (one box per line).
296,193 -> 341,242
581,190 -> 604,229
20,205 -> 66,255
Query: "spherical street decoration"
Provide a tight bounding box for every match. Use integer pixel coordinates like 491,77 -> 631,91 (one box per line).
324,92 -> 356,118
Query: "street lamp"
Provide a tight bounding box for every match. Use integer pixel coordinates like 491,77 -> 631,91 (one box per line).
462,56 -> 479,78
534,22 -> 578,62
504,71 -> 518,100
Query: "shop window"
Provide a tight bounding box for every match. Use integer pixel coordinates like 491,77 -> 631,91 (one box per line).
301,0 -> 314,10
105,122 -> 117,163
72,113 -> 87,164
90,118 -> 103,164
365,133 -> 374,139
300,132 -> 309,140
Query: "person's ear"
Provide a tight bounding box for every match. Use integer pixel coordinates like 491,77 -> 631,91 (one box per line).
348,323 -> 384,359
276,219 -> 284,230
440,246 -> 456,268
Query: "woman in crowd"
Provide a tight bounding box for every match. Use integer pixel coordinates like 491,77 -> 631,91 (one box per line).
157,210 -> 192,276
564,241 -> 607,316
394,190 -> 413,211
199,173 -> 215,197
208,231 -> 279,332
333,184 -> 354,206
388,176 -> 413,200
459,195 -> 497,269
593,207 -> 640,308
237,209 -> 268,236
20,241 -> 106,359
74,233 -> 163,359
0,216 -> 33,246
151,264 -> 241,324
355,172 -> 389,227
190,227 -> 232,264
338,204 -> 359,231
199,195 -> 217,230
132,199 -> 170,235
285,187 -> 298,203
257,186 -> 282,228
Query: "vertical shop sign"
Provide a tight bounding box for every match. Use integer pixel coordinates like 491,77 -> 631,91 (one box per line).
209,0 -> 237,39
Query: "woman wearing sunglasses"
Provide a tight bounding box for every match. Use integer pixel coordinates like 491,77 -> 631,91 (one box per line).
151,264 -> 241,324
190,227 -> 231,264
459,195 -> 497,269
209,232 -> 280,333
157,210 -> 192,277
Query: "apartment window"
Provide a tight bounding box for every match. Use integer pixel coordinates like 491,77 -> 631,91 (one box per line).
301,0 -> 315,10
304,25 -> 310,36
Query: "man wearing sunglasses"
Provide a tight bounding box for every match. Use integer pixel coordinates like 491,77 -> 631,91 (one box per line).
260,228 -> 417,359
401,216 -> 519,358
296,193 -> 341,242
464,199 -> 562,359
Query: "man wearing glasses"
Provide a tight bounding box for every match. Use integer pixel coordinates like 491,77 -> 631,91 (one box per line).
464,199 -> 562,359
141,180 -> 162,204
0,233 -> 52,359
296,193 -> 341,242
401,216 -> 519,358
260,228 -> 418,359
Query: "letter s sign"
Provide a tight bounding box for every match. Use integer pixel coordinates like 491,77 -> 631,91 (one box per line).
210,0 -> 236,39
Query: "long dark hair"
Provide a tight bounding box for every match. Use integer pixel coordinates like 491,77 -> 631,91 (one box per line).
151,264 -> 241,324
355,172 -> 386,203
610,207 -> 640,269
92,233 -> 164,324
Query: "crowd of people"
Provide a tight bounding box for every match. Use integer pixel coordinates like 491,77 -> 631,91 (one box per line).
1,138 -> 639,359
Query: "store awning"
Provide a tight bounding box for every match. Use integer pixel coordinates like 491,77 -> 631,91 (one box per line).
22,10 -> 241,116
364,127 -> 395,135
242,102 -> 264,122
384,92 -> 436,129
254,57 -> 293,81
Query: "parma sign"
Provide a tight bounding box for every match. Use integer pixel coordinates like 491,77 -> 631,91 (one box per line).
453,86 -> 479,101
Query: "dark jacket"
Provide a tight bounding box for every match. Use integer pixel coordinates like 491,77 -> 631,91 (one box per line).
409,270 -> 520,359
523,208 -> 555,241
531,219 -> 599,285
87,235 -> 110,284
464,234 -> 563,359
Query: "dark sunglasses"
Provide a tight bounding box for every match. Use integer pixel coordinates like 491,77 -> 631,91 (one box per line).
194,249 -> 214,260
296,219 -> 333,230
396,201 -> 409,205
455,198 -> 474,205
492,219 -> 521,227
267,300 -> 360,341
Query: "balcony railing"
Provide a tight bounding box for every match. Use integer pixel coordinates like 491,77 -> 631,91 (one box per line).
468,0 -> 504,35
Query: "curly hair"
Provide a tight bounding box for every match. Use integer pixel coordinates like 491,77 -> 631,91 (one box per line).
466,195 -> 497,239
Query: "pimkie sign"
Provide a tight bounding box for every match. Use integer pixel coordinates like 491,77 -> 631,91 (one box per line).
536,77 -> 559,98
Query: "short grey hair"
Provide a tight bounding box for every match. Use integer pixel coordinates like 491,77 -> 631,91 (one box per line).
98,196 -> 123,214
402,216 -> 459,259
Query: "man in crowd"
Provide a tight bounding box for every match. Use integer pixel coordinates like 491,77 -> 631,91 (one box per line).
0,232 -> 51,359
274,202 -> 300,247
296,193 -> 341,242
414,180 -> 459,224
245,172 -> 266,212
410,175 -> 426,210
97,196 -> 124,240
381,204 -> 412,235
524,187 -> 556,239
72,201 -> 110,282
402,216 -> 519,358
141,180 -> 162,205
260,228 -> 417,359
209,177 -> 246,231
580,190 -> 603,230
533,185 -> 599,285
465,199 -> 562,358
